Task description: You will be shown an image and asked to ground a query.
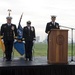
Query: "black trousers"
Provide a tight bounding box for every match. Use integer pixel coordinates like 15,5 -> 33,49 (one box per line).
25,41 -> 33,60
4,40 -> 13,60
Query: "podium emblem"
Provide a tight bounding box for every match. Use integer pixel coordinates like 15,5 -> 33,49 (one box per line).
56,35 -> 64,45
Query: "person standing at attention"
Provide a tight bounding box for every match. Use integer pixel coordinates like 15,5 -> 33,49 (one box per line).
1,12 -> 17,61
23,21 -> 36,61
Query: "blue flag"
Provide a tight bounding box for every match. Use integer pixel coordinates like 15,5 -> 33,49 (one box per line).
17,13 -> 23,40
14,41 -> 25,55
14,13 -> 25,56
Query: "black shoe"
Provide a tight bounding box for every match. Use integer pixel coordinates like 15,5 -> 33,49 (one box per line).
6,59 -> 12,61
29,58 -> 32,61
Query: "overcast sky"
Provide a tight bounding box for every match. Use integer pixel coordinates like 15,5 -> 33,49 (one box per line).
0,0 -> 75,41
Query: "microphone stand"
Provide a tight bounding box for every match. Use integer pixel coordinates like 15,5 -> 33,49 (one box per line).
71,28 -> 73,61
60,25 -> 75,62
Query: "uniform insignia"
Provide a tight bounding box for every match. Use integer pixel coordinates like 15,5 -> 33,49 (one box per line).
11,26 -> 14,30
31,27 -> 34,31
56,25 -> 58,28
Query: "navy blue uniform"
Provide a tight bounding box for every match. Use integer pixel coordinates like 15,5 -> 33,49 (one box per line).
1,23 -> 17,61
23,26 -> 35,60
45,22 -> 60,33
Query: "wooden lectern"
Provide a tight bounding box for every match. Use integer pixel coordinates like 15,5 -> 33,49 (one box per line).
48,29 -> 68,64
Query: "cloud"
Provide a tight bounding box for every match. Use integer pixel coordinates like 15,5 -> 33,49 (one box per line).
0,0 -> 75,41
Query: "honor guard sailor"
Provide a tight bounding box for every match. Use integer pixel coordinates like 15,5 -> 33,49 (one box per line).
23,21 -> 36,61
1,10 -> 17,61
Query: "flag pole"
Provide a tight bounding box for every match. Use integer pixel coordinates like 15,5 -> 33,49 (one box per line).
17,13 -> 23,41
8,9 -> 12,16
19,13 -> 23,24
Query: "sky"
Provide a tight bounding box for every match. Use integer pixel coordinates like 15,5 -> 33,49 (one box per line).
0,0 -> 75,41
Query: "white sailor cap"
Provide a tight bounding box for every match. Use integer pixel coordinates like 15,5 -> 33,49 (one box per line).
51,15 -> 56,18
6,16 -> 12,19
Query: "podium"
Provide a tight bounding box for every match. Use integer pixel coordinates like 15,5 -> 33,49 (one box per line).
48,29 -> 68,64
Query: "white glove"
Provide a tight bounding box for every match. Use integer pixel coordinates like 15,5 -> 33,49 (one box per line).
14,39 -> 17,43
